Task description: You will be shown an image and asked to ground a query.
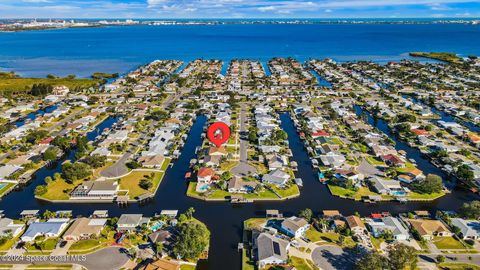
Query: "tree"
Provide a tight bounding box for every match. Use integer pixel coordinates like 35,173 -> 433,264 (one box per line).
126,160 -> 141,169
387,243 -> 418,270
42,210 -> 56,220
220,172 -> 233,182
185,207 -> 195,220
459,201 -> 480,220
436,255 -> 445,263
34,185 -> 48,196
173,221 -> 210,260
82,155 -> 107,168
43,147 -> 58,161
457,164 -> 475,186
62,162 -> 92,183
139,178 -> 152,190
25,130 -> 49,144
298,208 -> 313,222
355,251 -> 388,270
411,174 -> 443,194
51,136 -> 71,151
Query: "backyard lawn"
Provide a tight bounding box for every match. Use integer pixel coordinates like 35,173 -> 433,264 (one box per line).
69,239 -> 101,251
118,171 -> 164,199
433,236 -> 466,250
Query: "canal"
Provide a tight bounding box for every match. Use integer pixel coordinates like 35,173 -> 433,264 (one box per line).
406,95 -> 480,133
15,104 -> 58,127
0,112 -> 478,270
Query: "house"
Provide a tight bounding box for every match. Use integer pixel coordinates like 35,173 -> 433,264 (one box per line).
370,177 -> 405,196
21,219 -> 70,242
20,210 -> 39,219
117,214 -> 149,232
148,229 -> 174,246
450,218 -> 480,240
255,232 -> 290,268
196,167 -> 215,193
382,154 -> 405,167
398,167 -> 425,184
138,155 -> 165,168
262,169 -> 290,187
0,217 -> 25,238
208,146 -> 228,157
319,153 -> 346,168
367,217 -> 410,240
280,216 -> 309,238
62,218 -> 106,241
70,180 -> 119,199
346,215 -> 366,235
408,219 -> 452,240
228,177 -> 257,193
266,154 -> 287,170
0,165 -> 22,181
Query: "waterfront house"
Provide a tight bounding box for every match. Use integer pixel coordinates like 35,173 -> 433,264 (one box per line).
262,169 -> 290,187
346,215 -> 366,235
451,218 -> 480,240
196,167 -> 215,193
397,168 -> 425,184
70,180 -> 119,199
228,177 -> 257,193
266,154 -> 288,170
280,216 -> 309,238
21,218 -> 70,242
208,146 -> 228,157
0,217 -> 25,238
369,177 -> 405,196
319,153 -> 346,168
254,232 -> 290,268
91,210 -> 109,218
62,217 -> 106,241
381,154 -> 405,167
408,219 -> 452,240
366,217 -> 410,240
0,165 -> 22,181
138,155 -> 165,168
117,214 -> 149,232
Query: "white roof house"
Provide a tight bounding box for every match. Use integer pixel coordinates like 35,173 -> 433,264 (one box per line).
21,219 -> 70,242
451,218 -> 480,240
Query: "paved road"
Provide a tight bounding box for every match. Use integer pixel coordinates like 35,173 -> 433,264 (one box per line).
231,104 -> 257,177
3,247 -> 130,270
419,253 -> 480,266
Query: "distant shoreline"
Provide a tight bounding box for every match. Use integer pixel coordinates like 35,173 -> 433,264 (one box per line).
1,18 -> 479,33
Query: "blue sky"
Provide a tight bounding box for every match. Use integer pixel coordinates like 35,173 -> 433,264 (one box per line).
1,0 -> 479,19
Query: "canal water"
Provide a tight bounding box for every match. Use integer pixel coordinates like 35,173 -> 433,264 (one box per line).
407,95 -> 480,133
0,113 -> 478,270
15,105 -> 58,127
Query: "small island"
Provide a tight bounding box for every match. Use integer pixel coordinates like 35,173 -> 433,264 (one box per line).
409,52 -> 462,63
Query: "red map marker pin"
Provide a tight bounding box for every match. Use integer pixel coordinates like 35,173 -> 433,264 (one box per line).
207,122 -> 231,147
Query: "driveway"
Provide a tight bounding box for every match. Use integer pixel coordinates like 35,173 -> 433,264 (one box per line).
100,152 -> 132,178
311,245 -> 357,270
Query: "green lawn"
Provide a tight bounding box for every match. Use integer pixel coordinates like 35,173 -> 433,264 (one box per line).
328,185 -> 377,200
69,239 -> 101,251
407,191 -> 446,200
118,171 -> 165,199
271,184 -> 300,198
290,256 -> 317,270
0,182 -> 15,198
365,156 -> 386,166
180,265 -> 196,270
244,218 -> 268,231
438,263 -> 480,270
242,248 -> 255,270
0,77 -> 101,93
27,238 -> 58,251
433,237 -> 466,250
304,229 -> 355,247
40,179 -> 79,200
160,158 -> 172,171
370,236 -> 384,250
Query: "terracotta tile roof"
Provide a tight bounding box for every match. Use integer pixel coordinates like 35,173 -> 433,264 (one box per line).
197,167 -> 215,177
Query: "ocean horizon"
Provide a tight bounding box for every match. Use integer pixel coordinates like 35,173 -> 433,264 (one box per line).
1,22 -> 479,77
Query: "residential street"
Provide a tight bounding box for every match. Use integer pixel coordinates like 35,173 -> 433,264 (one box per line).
231,103 -> 257,177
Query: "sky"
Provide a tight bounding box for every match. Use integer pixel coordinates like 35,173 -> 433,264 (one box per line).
0,0 -> 479,19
